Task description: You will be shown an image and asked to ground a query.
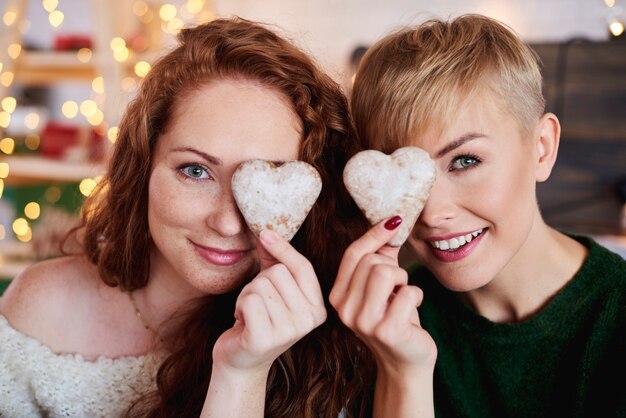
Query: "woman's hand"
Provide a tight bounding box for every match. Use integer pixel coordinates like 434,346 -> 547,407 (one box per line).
202,229 -> 326,417
214,228 -> 326,372
329,216 -> 437,418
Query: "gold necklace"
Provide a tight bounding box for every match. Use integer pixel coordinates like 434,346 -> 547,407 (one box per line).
128,291 -> 160,337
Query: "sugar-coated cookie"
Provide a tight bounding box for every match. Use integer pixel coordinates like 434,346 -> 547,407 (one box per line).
343,147 -> 436,246
232,159 -> 322,241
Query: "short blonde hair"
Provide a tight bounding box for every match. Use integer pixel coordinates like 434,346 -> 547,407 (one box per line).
351,14 -> 546,153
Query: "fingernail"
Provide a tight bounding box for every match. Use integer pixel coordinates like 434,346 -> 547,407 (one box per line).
260,229 -> 277,245
384,216 -> 403,230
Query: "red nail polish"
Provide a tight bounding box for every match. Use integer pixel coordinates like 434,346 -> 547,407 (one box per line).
384,216 -> 402,230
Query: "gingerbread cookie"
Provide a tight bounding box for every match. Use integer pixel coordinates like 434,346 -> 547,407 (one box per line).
232,159 -> 322,241
343,147 -> 436,246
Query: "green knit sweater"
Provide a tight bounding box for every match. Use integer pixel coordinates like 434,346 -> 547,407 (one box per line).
409,236 -> 626,418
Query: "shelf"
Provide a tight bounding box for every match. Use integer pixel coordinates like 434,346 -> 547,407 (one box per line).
0,241 -> 33,279
0,259 -> 29,280
13,51 -> 98,85
1,155 -> 105,183
12,50 -> 161,86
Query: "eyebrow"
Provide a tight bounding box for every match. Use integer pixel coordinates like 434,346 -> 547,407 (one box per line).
435,133 -> 485,158
171,147 -> 223,166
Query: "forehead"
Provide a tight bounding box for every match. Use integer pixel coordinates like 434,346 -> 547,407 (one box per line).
161,79 -> 303,163
408,91 -> 514,152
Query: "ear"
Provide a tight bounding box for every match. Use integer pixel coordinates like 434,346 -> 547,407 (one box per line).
534,112 -> 561,183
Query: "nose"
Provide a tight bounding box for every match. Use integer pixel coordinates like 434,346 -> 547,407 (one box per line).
208,190 -> 247,238
418,177 -> 457,228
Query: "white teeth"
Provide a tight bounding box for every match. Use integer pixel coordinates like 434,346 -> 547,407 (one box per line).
430,228 -> 483,251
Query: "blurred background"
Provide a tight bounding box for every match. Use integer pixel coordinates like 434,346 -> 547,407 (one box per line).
0,0 -> 625,288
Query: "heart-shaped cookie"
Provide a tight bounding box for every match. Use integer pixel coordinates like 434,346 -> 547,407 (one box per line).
232,159 -> 322,241
343,147 -> 436,247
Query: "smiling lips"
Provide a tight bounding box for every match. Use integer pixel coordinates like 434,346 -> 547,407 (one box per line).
427,228 -> 486,262
192,242 -> 250,266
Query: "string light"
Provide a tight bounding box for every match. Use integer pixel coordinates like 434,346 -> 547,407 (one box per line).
0,137 -> 15,154
0,112 -> 11,129
0,162 -> 9,178
87,110 -> 104,126
609,21 -> 625,36
107,126 -> 119,143
92,77 -> 105,94
62,101 -> 79,119
0,72 -> 14,87
48,10 -> 64,27
77,48 -> 92,63
24,112 -> 41,130
167,18 -> 184,34
110,37 -> 126,52
16,226 -> 32,242
24,202 -> 41,220
7,44 -> 22,60
186,0 -> 205,14
160,4 -> 177,21
12,218 -> 29,236
42,0 -> 58,12
3,11 -> 17,26
113,48 -> 130,62
1,97 -> 17,113
79,99 -> 98,117
24,134 -> 40,150
134,61 -> 151,77
79,178 -> 98,196
108,36 -> 129,67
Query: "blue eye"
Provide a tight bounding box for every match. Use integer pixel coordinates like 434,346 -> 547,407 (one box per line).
450,155 -> 480,171
179,164 -> 211,180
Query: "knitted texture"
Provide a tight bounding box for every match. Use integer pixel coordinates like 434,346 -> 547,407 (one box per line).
0,315 -> 165,417
410,236 -> 626,418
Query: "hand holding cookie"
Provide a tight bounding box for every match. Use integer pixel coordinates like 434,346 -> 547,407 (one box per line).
220,158 -> 325,375
212,228 -> 327,375
329,217 -> 437,377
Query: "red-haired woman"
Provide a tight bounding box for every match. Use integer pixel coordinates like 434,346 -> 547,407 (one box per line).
0,18 -> 372,418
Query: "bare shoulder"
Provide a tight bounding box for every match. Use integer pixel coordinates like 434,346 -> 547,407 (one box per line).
0,255 -> 101,340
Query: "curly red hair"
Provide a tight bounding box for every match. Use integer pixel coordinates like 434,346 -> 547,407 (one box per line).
71,17 -> 373,418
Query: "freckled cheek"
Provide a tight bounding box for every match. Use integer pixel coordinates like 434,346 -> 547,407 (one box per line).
148,174 -> 222,229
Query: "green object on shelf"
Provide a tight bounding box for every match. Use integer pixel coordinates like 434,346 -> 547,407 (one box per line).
3,182 -> 84,221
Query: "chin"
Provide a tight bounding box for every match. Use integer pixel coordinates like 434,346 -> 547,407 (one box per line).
426,264 -> 494,292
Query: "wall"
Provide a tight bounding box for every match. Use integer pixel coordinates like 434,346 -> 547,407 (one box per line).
4,0 -> 622,83
213,0 -> 617,81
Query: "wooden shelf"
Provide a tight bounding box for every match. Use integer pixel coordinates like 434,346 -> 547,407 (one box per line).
13,51 -> 98,85
0,241 -> 33,279
1,155 -> 105,183
0,258 -> 30,279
